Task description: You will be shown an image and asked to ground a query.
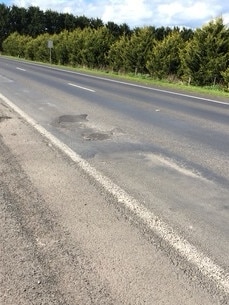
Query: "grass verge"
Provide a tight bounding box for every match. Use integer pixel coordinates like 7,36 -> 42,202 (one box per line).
2,55 -> 229,100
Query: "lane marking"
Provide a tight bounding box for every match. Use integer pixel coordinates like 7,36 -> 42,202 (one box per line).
16,67 -> 26,71
66,73 -> 229,106
68,82 -> 95,92
0,75 -> 13,83
0,91 -> 229,295
3,58 -> 228,106
144,153 -> 205,180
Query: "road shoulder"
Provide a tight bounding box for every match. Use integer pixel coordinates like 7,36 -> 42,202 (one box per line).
0,100 -> 219,304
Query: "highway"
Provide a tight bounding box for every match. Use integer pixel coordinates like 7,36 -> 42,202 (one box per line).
0,56 -> 229,304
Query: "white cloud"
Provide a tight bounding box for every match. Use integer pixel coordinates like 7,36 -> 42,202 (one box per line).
9,0 -> 229,28
12,0 -> 86,15
102,0 -> 153,25
156,1 -> 223,27
223,13 -> 229,26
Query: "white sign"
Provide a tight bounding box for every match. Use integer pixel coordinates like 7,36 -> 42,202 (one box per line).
48,40 -> 53,48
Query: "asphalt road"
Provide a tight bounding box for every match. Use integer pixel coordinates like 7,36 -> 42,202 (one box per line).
0,56 -> 229,304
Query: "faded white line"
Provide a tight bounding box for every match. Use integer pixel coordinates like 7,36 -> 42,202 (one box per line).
16,67 -> 26,71
0,92 -> 229,296
0,75 -> 13,83
144,153 -> 204,180
68,82 -> 95,92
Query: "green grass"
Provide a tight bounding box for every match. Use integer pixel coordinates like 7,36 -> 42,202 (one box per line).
53,64 -> 229,99
78,68 -> 229,99
2,55 -> 229,100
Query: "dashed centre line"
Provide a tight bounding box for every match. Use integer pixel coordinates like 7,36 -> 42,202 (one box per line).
68,82 -> 95,92
16,67 -> 26,71
0,75 -> 13,83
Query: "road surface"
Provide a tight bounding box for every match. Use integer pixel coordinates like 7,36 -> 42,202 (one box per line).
0,57 -> 229,304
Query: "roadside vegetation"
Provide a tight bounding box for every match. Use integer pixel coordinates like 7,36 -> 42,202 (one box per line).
1,4 -> 229,95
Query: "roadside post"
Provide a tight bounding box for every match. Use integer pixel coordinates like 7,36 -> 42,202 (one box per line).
47,40 -> 53,64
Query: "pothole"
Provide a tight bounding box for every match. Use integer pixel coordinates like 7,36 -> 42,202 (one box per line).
53,114 -> 112,141
53,114 -> 88,129
0,116 -> 12,122
110,127 -> 125,135
58,114 -> 88,123
82,132 -> 110,141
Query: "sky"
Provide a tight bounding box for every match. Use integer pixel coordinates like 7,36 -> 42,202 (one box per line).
2,0 -> 229,29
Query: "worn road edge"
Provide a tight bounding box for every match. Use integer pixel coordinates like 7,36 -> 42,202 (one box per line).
1,92 -> 229,296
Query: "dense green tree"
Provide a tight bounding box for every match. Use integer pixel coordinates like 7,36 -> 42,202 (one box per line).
108,27 -> 155,74
66,28 -> 85,66
74,15 -> 91,29
8,5 -> 27,34
155,26 -> 172,40
180,17 -> 229,86
44,10 -> 62,34
63,13 -> 76,31
80,27 -> 115,68
147,30 -> 184,79
221,68 -> 229,89
52,30 -> 69,65
124,27 -> 156,74
89,18 -> 104,29
119,23 -> 132,37
23,33 -> 51,61
106,21 -> 122,38
35,33 -> 53,62
2,32 -> 32,57
179,27 -> 194,42
105,22 -> 132,41
26,6 -> 46,37
108,35 -> 129,72
0,4 -> 10,50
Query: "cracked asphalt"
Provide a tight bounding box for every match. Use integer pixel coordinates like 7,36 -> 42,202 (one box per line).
0,94 -> 226,304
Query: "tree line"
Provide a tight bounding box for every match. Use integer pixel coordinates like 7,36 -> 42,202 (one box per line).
1,4 -> 229,89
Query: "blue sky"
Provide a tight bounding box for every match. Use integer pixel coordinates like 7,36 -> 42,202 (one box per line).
2,0 -> 229,28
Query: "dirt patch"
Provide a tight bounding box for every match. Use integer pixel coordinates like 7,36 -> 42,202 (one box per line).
82,132 -> 110,141
58,114 -> 88,124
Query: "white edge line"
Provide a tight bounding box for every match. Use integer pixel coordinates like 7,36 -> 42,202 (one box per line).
0,92 -> 228,295
5,58 -> 228,106
68,82 -> 95,92
67,74 -> 229,106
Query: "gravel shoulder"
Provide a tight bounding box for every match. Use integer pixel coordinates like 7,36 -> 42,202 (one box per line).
0,100 -> 223,304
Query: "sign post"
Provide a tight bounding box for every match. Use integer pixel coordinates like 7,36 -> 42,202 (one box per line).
47,40 -> 53,64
